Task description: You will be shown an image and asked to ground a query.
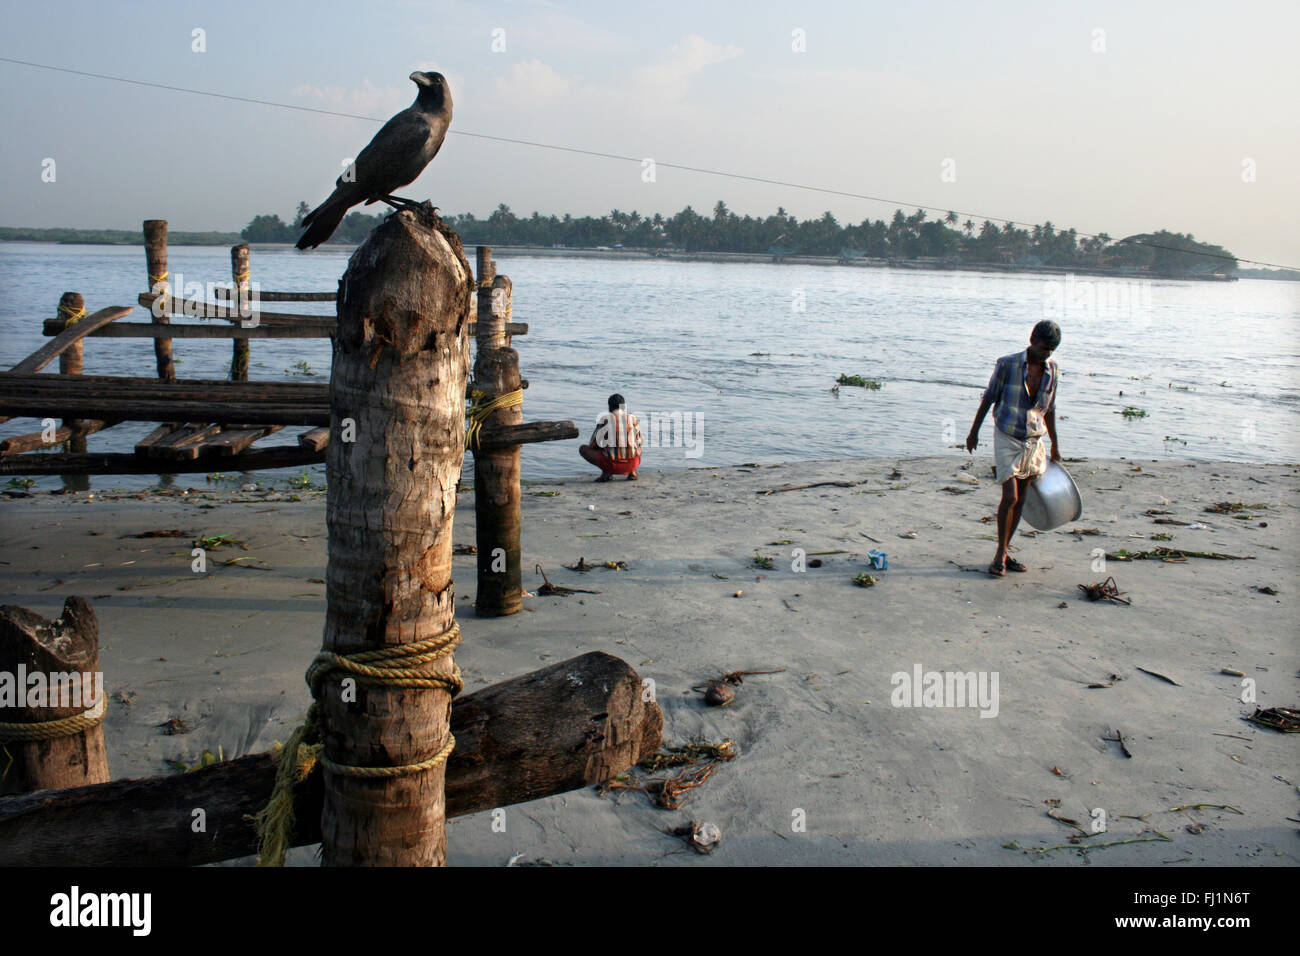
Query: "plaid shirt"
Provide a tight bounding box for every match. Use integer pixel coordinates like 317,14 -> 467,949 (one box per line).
983,350 -> 1059,440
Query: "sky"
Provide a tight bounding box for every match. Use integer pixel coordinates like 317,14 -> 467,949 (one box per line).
1,0 -> 1297,266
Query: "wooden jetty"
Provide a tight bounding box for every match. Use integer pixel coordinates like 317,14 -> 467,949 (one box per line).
0,209 -> 642,867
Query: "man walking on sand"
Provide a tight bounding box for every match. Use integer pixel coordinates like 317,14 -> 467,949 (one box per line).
966,320 -> 1062,577
579,393 -> 643,481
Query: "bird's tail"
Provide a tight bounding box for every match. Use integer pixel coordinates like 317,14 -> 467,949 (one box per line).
296,193 -> 348,250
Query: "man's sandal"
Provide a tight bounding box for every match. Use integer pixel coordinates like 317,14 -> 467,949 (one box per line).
988,561 -> 1006,577
1005,557 -> 1029,572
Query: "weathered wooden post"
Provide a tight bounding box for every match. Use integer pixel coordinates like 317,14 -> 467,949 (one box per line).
319,207 -> 472,865
230,243 -> 251,381
56,292 -> 90,491
143,220 -> 175,381
0,597 -> 110,796
472,247 -> 523,617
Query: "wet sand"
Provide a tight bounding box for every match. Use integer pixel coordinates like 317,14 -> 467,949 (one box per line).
2,455 -> 1296,866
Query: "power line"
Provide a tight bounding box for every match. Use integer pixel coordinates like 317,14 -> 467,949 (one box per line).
1,55 -> 1294,271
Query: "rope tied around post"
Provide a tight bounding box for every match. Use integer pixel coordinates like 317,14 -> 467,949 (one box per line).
56,303 -> 88,326
0,697 -> 105,743
233,270 -> 250,284
252,621 -> 463,867
465,388 -> 523,450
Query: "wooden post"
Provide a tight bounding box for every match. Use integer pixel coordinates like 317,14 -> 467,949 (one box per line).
55,292 -> 90,491
0,597 -> 110,796
230,244 -> 251,381
143,220 -> 174,381
473,253 -> 523,617
321,207 -> 472,866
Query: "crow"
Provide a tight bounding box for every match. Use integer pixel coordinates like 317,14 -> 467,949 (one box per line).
296,71 -> 452,250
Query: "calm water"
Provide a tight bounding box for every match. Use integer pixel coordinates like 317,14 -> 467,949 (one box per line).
2,241 -> 1297,491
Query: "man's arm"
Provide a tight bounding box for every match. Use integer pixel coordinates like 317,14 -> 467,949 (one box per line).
1045,407 -> 1061,461
967,361 -> 1002,452
966,396 -> 993,452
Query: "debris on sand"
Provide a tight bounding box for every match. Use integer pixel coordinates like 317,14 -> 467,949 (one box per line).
1244,706 -> 1300,733
1252,585 -> 1278,595
692,669 -> 786,707
853,572 -> 878,588
1102,728 -> 1133,758
1108,547 -> 1253,562
1205,501 -> 1267,514
1077,577 -> 1130,605
1136,666 -> 1180,686
667,820 -> 723,854
533,564 -> 599,596
603,740 -> 738,810
123,529 -> 192,539
565,557 -> 595,571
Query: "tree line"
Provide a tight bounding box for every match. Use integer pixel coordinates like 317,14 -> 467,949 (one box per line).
241,201 -> 1238,274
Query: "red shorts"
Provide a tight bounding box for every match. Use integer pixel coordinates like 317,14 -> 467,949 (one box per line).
596,451 -> 640,475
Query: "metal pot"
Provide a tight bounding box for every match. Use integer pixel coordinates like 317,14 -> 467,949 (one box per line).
1022,461 -> 1083,531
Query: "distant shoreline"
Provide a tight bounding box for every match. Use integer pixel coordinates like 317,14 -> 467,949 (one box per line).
7,234 -> 1296,281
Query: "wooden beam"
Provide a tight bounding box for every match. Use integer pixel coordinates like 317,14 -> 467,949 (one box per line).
297,427 -> 329,452
138,292 -> 333,324
44,321 -> 333,340
0,652 -> 663,867
0,420 -> 115,456
466,322 -> 527,337
213,289 -> 337,302
9,307 -> 133,374
0,446 -> 325,476
475,420 -> 578,450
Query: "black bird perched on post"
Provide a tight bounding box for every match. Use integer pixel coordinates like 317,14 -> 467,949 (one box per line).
296,71 -> 452,250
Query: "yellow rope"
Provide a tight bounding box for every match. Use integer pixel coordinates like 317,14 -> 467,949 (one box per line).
149,271 -> 168,284
0,697 -> 105,742
233,270 -> 250,284
57,304 -> 87,326
253,622 -> 462,866
465,388 -> 523,450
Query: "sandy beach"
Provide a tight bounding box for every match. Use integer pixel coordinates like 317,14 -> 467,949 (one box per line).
1,455 -> 1296,866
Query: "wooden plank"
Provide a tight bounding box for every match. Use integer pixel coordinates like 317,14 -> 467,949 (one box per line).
213,289 -> 337,302
202,424 -> 282,456
0,446 -> 326,476
133,424 -> 175,452
141,423 -> 224,460
5,373 -> 327,398
0,652 -> 662,867
0,420 -> 115,456
8,307 -> 133,374
44,321 -> 333,340
138,292 -> 331,324
466,321 -> 527,337
475,420 -> 578,451
298,427 -> 329,452
0,399 -> 328,426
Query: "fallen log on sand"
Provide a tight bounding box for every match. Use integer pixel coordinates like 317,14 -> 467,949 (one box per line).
0,651 -> 662,867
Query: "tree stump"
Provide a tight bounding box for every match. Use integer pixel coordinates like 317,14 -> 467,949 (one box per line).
321,206 -> 472,866
0,597 -> 109,796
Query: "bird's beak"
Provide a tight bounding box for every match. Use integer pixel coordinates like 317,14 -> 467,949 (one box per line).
410,72 -> 429,86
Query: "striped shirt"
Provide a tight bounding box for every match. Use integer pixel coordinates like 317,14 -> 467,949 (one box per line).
595,409 -> 642,461
983,350 -> 1059,440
